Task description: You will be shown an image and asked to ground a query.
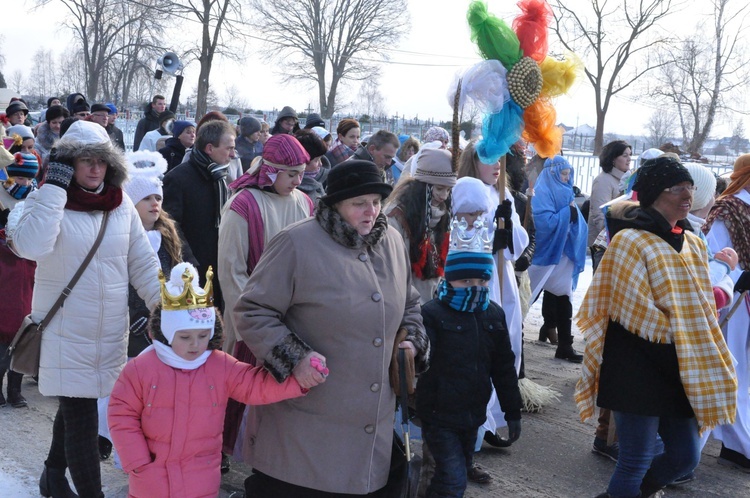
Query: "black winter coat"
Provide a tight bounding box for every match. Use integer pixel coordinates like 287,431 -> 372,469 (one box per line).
159,137 -> 187,172
106,123 -> 126,150
162,158 -> 224,307
133,104 -> 161,151
416,300 -> 522,431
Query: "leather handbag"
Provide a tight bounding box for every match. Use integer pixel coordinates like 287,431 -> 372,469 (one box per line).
7,212 -> 110,376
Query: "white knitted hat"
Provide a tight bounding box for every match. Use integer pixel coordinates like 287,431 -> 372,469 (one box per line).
160,262 -> 215,344
452,176 -> 490,216
683,162 -> 716,212
123,150 -> 168,203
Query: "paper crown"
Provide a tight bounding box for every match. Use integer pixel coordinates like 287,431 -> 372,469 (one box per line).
450,217 -> 494,253
159,264 -> 214,311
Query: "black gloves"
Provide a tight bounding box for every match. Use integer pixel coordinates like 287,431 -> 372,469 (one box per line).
493,226 -> 513,254
0,208 -> 9,226
514,255 -> 530,272
493,200 -> 515,255
45,148 -> 75,190
735,271 -> 750,294
494,199 -> 513,225
569,205 -> 578,224
504,419 -> 522,444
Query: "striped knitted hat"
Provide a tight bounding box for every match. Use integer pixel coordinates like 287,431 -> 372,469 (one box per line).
444,250 -> 494,281
7,152 -> 39,179
262,134 -> 310,168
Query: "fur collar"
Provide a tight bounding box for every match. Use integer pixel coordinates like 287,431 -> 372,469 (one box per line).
36,122 -> 58,150
315,200 -> 388,249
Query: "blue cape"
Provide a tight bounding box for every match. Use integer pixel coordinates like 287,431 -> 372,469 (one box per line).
530,156 -> 588,288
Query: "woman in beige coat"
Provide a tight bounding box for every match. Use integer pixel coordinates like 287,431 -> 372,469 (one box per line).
235,160 -> 428,497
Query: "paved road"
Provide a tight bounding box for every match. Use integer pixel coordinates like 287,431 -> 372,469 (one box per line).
1,259 -> 749,497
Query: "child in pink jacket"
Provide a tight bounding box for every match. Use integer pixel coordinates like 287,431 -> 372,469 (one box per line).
108,263 -> 325,498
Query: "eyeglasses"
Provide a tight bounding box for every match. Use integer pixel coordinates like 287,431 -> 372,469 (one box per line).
663,185 -> 697,195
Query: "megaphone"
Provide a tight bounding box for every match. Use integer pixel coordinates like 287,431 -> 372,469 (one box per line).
157,52 -> 184,75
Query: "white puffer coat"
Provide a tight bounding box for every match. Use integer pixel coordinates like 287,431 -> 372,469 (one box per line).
13,184 -> 160,398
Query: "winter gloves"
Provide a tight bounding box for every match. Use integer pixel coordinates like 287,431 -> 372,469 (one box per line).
45,148 -> 75,190
493,199 -> 514,255
506,419 -> 522,444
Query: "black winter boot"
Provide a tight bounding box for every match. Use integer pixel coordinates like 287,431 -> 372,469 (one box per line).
538,291 -> 559,343
39,465 -> 79,498
553,294 -> 583,363
7,370 -> 27,408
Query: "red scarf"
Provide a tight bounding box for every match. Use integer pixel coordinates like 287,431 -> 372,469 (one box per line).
65,182 -> 123,212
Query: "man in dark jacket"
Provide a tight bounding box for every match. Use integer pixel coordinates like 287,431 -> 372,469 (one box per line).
162,119 -> 236,308
105,103 -> 125,150
133,94 -> 166,150
234,116 -> 263,172
349,129 -> 399,184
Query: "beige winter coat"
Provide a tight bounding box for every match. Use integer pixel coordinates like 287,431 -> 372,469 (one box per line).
234,216 -> 426,494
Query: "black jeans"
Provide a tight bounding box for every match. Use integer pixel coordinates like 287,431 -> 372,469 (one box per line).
46,396 -> 103,498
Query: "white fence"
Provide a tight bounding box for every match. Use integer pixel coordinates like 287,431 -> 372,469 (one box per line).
566,152 -> 734,194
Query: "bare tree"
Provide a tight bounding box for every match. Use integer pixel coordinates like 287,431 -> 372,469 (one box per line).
551,0 -> 677,154
224,84 -> 250,112
646,109 -> 677,148
650,0 -> 749,155
730,119 -> 747,154
158,0 -> 248,117
355,79 -> 387,123
29,49 -> 58,102
36,0 -> 166,101
100,1 -> 165,106
9,70 -> 24,93
57,46 -> 89,97
250,0 -> 408,119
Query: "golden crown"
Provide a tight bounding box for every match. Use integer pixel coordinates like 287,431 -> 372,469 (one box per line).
159,265 -> 214,311
449,217 -> 494,253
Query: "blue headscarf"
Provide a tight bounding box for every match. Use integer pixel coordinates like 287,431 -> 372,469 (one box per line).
530,155 -> 588,289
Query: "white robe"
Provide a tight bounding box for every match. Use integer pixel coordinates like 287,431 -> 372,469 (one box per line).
481,184 -> 529,433
705,189 -> 750,457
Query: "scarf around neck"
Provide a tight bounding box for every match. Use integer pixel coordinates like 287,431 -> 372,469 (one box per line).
65,182 -> 123,212
315,199 -> 388,249
191,148 -> 229,228
704,194 -> 750,269
143,341 -> 211,370
6,181 -> 37,200
437,279 -> 490,312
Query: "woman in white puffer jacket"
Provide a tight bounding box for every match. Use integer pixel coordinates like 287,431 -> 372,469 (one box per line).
10,119 -> 161,498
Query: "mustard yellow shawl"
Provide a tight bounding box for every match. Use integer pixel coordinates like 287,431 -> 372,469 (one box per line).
575,228 -> 737,433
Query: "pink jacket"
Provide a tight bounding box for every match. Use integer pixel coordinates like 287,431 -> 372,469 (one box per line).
108,349 -> 305,498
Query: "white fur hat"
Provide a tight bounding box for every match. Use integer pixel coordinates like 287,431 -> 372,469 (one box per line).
123,150 -> 168,203
683,162 -> 717,212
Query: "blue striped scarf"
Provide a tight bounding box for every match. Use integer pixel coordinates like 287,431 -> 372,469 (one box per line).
437,279 -> 490,312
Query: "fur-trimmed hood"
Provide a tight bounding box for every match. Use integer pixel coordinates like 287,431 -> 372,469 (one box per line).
53,121 -> 128,188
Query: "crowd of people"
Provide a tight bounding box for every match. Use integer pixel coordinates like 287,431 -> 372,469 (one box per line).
1,92 -> 749,498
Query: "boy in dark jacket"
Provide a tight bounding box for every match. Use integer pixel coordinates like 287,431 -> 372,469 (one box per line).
416,222 -> 522,497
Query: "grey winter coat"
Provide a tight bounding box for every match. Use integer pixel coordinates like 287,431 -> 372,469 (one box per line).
234,212 -> 427,494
